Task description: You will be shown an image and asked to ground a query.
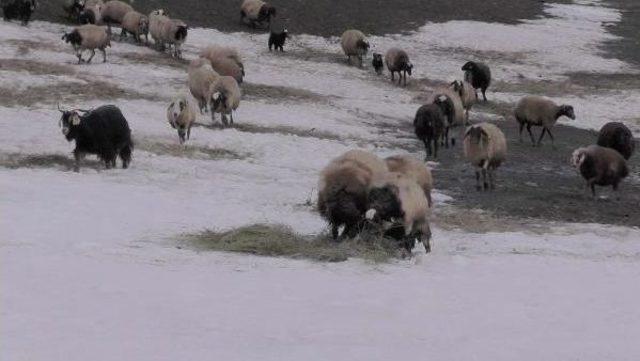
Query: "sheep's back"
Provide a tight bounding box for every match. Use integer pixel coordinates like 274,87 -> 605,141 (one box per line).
121,11 -> 143,32
76,24 -> 109,48
385,155 -> 433,197
213,76 -> 241,110
101,0 -> 132,23
340,29 -> 366,56
597,122 -> 635,160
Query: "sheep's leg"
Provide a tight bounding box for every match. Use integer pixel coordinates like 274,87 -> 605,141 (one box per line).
444,127 -> 450,148
187,125 -> 192,140
73,150 -> 84,172
434,138 -> 439,158
482,87 -> 487,102
526,124 -> 535,145
100,48 -> 106,63
230,111 -> 234,125
475,169 -> 481,191
482,168 -> 488,190
76,50 -> 83,64
546,127 -> 556,148
423,140 -> 431,159
331,224 -> 339,240
537,127 -> 546,146
86,49 -> 96,63
419,225 -> 432,253
120,28 -> 126,39
221,114 -> 229,127
518,122 -> 524,142
390,71 -> 394,81
465,109 -> 470,125
489,168 -> 496,190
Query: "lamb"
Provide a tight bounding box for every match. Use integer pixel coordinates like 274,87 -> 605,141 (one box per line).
240,0 -> 275,28
514,95 -> 575,147
99,0 -> 132,31
268,27 -> 288,52
62,24 -> 111,64
597,122 -> 635,160
210,76 -> 241,126
463,122 -> 507,191
461,61 -> 491,101
366,172 -> 432,254
571,145 -> 629,198
121,10 -> 149,43
426,87 -> 465,148
160,18 -> 188,57
450,80 -> 477,124
200,45 -> 245,83
166,95 -> 196,144
57,103 -> 133,172
148,9 -> 168,50
317,149 -> 388,240
340,29 -> 370,67
2,0 -> 37,25
385,48 -> 413,86
413,99 -> 446,159
384,155 -> 433,207
188,58 -> 220,114
372,53 -> 383,75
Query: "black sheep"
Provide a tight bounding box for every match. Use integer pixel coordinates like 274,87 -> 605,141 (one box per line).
597,122 -> 635,160
462,61 -> 491,101
1,0 -> 37,25
268,28 -> 288,52
58,104 -> 133,172
372,53 -> 383,75
414,102 -> 446,159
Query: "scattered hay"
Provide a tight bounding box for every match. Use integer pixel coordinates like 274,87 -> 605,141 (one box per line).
243,82 -> 331,104
136,139 -> 247,160
196,121 -> 344,141
180,224 -> 406,263
433,205 -> 549,234
118,51 -> 189,69
0,152 -> 102,170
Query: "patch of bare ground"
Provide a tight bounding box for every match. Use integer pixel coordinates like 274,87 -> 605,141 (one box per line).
136,138 -> 247,160
117,51 -> 189,69
195,121 -> 345,142
4,38 -> 66,55
433,205 -> 550,234
0,152 -> 102,171
243,82 -> 333,104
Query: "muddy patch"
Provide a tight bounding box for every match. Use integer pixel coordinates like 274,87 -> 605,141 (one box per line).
243,82 -> 333,104
0,152 -> 103,171
118,51 -> 189,70
136,138 -> 247,160
0,58 -> 77,77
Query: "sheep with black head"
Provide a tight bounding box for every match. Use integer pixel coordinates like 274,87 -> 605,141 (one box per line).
2,0 -> 37,25
62,24 -> 111,64
461,61 -> 491,101
571,145 -> 629,198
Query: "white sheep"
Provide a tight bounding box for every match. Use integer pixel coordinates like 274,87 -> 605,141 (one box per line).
160,18 -> 188,57
366,172 -> 432,253
571,145 -> 629,198
240,0 -> 275,28
148,9 -> 168,50
385,155 -> 433,207
188,58 -> 220,114
514,95 -> 575,147
121,10 -> 148,43
450,80 -> 477,124
385,48 -> 413,86
340,29 -> 369,67
62,24 -> 111,64
463,122 -> 507,191
166,95 -> 197,144
200,45 -> 245,84
210,76 -> 241,126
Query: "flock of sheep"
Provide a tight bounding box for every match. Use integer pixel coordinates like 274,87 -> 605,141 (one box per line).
3,0 -> 637,255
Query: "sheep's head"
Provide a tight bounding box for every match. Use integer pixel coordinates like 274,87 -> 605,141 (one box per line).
571,148 -> 588,168
356,39 -> 370,53
61,31 -> 81,45
366,184 -> 403,224
57,104 -> 83,141
372,53 -> 382,62
559,105 -> 575,120
450,80 -> 463,95
465,125 -> 488,146
405,62 -> 413,75
461,61 -> 476,72
168,99 -> 187,143
150,9 -> 166,17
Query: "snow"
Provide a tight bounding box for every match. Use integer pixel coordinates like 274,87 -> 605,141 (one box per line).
2,0 -> 640,360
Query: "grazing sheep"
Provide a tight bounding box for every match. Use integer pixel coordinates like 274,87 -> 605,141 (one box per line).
148,9 -> 168,50
450,80 -> 477,124
160,18 -> 188,57
200,45 -> 245,83
571,145 -> 629,198
62,24 -> 111,64
268,27 -> 288,52
167,96 -> 196,144
57,103 -> 133,172
62,0 -> 84,21
188,58 -> 220,114
385,48 -> 413,86
99,0 -> 132,33
597,122 -> 635,160
121,11 -> 149,43
2,0 -> 37,25
340,29 -> 370,67
240,0 -> 275,28
372,53 -> 383,75
318,150 -> 388,240
210,76 -> 241,126
385,155 -> 433,207
366,172 -> 432,253
426,87 -> 465,148
514,95 -> 575,147
463,122 -> 507,191
413,101 -> 446,159
461,61 -> 491,101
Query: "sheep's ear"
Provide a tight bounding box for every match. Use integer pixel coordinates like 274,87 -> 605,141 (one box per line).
212,92 -> 220,101
71,112 -> 81,126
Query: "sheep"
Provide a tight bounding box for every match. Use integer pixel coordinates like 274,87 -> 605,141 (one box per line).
121,10 -> 149,43
571,145 -> 629,198
413,100 -> 446,159
463,122 -> 507,191
240,0 -> 275,28
366,172 -> 432,254
2,0 -> 37,25
100,0 -> 132,31
372,53 -> 383,75
385,48 -> 413,86
268,27 -> 288,52
597,122 -> 635,160
148,9 -> 168,50
188,58 -> 220,114
62,24 -> 111,64
167,95 -> 196,144
514,95 -> 575,147
340,29 -> 370,67
77,3 -> 101,24
210,76 -> 241,126
317,149 -> 388,240
57,103 -> 133,172
62,0 -> 84,21
461,61 -> 491,102
384,155 -> 433,207
426,87 -> 465,148
84,0 -> 101,8
200,45 -> 245,84
160,18 -> 188,57
450,80 -> 477,124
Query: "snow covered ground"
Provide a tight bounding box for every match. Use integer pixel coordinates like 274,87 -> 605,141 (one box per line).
2,1 -> 640,360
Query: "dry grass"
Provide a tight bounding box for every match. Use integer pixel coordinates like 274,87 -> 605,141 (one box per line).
433,205 -> 550,234
136,138 -> 248,160
118,51 -> 190,69
0,152 -> 102,170
195,121 -> 344,141
180,224 -> 406,263
243,82 -> 332,104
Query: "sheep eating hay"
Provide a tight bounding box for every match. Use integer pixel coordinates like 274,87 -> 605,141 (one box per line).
463,122 -> 507,191
571,145 -> 629,198
515,95 -> 575,147
384,155 -> 433,207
